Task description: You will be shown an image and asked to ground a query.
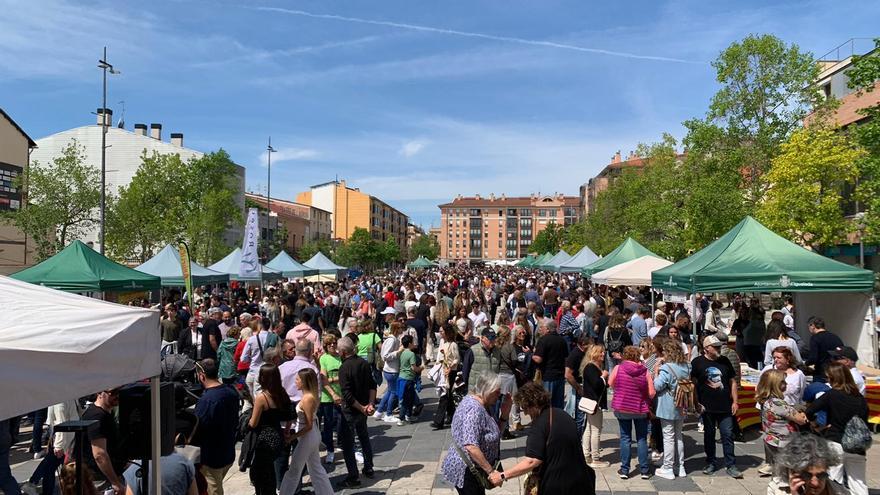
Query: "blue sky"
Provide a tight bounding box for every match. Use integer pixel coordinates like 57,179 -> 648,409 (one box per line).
2,0 -> 878,229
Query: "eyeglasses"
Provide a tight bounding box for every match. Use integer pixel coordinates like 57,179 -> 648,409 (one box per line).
796,471 -> 829,482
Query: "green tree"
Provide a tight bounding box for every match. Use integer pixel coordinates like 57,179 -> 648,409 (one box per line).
531,221 -> 564,254
758,126 -> 864,247
179,150 -> 243,264
409,234 -> 440,261
297,238 -> 332,262
847,38 -> 880,243
106,151 -> 187,262
3,140 -> 101,260
380,236 -> 401,265
334,228 -> 379,269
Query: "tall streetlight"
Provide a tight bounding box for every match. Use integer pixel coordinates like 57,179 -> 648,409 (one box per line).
855,211 -> 866,268
98,47 -> 120,255
266,137 -> 277,259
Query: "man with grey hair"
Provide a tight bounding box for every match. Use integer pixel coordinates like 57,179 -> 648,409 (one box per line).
337,337 -> 377,489
277,338 -> 319,487
532,319 -> 568,409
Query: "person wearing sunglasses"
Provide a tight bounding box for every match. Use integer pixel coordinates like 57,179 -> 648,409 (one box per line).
773,433 -> 842,495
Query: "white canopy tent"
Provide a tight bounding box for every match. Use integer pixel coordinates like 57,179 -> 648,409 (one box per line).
590,255 -> 673,286
0,274 -> 164,488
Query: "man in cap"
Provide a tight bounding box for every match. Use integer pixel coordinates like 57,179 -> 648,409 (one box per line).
829,346 -> 865,395
690,334 -> 741,478
461,328 -> 500,394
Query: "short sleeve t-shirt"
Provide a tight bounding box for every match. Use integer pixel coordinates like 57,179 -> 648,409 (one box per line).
525,407 -> 595,494
565,346 -> 586,384
399,349 -> 418,381
690,355 -> 736,414
534,333 -> 569,381
357,333 -> 381,363
319,353 -> 342,403
80,404 -> 125,481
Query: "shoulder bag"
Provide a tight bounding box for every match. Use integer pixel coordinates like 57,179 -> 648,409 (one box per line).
524,408 -> 552,495
452,441 -> 500,490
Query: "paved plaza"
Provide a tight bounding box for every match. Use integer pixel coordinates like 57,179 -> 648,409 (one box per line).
9,377 -> 880,494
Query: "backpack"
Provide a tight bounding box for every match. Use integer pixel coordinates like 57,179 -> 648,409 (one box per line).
669,365 -> 697,416
841,416 -> 872,455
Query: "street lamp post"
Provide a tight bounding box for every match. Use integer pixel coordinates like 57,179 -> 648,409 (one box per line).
855,212 -> 866,268
97,47 -> 119,255
266,137 -> 277,260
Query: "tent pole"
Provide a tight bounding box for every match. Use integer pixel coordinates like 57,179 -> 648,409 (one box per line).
651,290 -> 655,312
872,295 -> 878,369
150,376 -> 162,495
691,292 -> 697,341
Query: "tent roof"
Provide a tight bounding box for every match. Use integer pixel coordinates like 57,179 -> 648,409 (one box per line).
10,240 -> 162,292
135,245 -> 229,286
529,252 -> 553,268
265,251 -> 319,278
590,255 -> 673,286
581,237 -> 658,276
538,249 -> 571,270
407,256 -> 437,268
559,245 -> 600,272
208,248 -> 282,281
304,252 -> 347,274
516,254 -> 536,267
651,216 -> 874,293
0,274 -> 160,420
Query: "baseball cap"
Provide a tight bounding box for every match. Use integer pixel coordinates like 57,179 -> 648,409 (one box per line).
714,332 -> 729,343
380,307 -> 396,315
828,346 -> 858,362
702,335 -> 724,348
481,329 -> 497,340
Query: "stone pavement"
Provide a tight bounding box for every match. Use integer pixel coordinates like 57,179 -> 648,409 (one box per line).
9,378 -> 880,494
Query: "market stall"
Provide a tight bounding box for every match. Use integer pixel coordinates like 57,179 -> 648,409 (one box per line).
209,247 -> 283,282
581,237 -> 658,276
537,249 -> 571,271
407,255 -> 439,270
303,252 -> 347,281
265,250 -> 319,278
589,255 -> 672,286
558,245 -> 599,273
135,244 -> 229,286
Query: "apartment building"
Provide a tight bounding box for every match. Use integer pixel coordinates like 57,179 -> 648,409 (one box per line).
244,193 -> 332,255
811,38 -> 880,128
580,151 -> 647,216
0,108 -> 37,274
295,179 -> 409,251
438,193 -> 580,262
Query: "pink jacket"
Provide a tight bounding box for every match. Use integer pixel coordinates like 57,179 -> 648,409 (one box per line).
611,360 -> 651,414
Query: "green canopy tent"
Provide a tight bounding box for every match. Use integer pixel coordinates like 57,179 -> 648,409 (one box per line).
581,237 -> 658,276
538,249 -> 571,271
265,251 -> 319,278
407,255 -> 438,269
651,216 -> 875,365
529,252 -> 553,269
516,254 -> 536,267
135,245 -> 229,287
10,240 -> 162,292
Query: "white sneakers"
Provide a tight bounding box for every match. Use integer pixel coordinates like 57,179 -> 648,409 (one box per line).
372,411 -> 384,419
655,467 -> 675,480
678,467 -> 687,478
325,452 -> 335,464
382,414 -> 397,423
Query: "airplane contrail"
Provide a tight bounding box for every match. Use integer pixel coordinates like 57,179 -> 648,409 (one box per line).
254,6 -> 704,65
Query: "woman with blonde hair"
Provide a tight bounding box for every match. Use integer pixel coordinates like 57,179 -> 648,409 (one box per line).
581,343 -> 609,468
279,368 -> 334,494
652,340 -> 690,479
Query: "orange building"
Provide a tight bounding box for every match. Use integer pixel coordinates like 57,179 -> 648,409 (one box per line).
295,179 -> 409,251
245,193 -> 331,255
580,151 -> 647,216
438,193 -> 580,262
810,39 -> 879,128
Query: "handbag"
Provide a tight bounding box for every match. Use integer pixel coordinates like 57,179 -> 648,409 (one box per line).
577,397 -> 597,415
524,408 -> 552,495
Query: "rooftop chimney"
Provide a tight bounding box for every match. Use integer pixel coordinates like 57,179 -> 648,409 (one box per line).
150,123 -> 162,140
489,193 -> 495,201
170,133 -> 183,147
475,194 -> 481,200
96,108 -> 112,126
134,123 -> 147,136
612,150 -> 622,164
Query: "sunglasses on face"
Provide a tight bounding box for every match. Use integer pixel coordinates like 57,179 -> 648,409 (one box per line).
796,471 -> 829,482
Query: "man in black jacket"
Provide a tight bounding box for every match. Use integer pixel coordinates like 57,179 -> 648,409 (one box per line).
337,338 -> 377,489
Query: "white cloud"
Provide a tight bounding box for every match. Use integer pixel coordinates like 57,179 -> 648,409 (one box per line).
398,139 -> 428,158
258,147 -> 320,166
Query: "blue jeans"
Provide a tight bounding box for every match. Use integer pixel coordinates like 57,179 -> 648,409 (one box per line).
543,379 -> 565,409
617,416 -> 649,474
377,371 -> 399,414
703,412 -> 736,469
0,419 -> 21,495
397,378 -> 416,420
567,389 -> 586,437
318,402 -> 340,454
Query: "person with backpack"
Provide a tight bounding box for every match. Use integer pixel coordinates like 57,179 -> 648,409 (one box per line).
604,314 -> 629,372
796,362 -> 870,495
652,339 -> 691,479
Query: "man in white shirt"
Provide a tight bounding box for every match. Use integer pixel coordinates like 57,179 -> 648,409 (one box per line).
781,297 -> 795,330
468,301 -> 488,330
240,321 -> 272,408
829,346 -> 865,395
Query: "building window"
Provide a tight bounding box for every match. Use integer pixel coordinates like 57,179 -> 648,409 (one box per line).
469,208 -> 481,216
506,218 -> 518,228
520,208 -> 531,216
498,240 -> 502,248
521,218 -> 532,227
448,240 -> 452,247
538,209 -> 546,217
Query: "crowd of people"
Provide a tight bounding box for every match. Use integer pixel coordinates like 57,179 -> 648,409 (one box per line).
0,264 -> 875,495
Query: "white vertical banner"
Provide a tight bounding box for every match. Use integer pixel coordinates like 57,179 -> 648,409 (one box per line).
239,208 -> 260,278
